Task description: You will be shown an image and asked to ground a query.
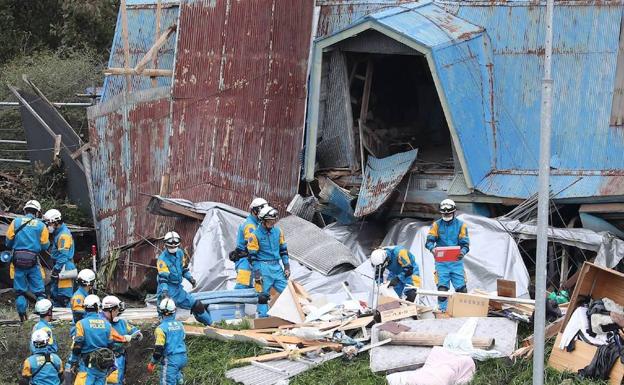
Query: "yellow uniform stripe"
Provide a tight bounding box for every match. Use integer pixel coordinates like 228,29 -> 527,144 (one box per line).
243,224 -> 256,240
22,359 -> 31,377
58,234 -> 73,250
397,250 -> 410,266
6,221 -> 15,240
459,223 -> 467,239
427,221 -> 439,237
157,260 -> 170,274
75,322 -> 84,338
40,226 -> 49,245
247,234 -> 259,252
155,327 -> 166,346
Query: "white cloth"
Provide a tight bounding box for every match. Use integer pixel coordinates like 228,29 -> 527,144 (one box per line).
386,347 -> 475,385
442,318 -> 503,360
559,306 -> 607,350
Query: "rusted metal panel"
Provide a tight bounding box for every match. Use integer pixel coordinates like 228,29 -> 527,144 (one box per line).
354,149 -> 418,217
167,0 -> 315,212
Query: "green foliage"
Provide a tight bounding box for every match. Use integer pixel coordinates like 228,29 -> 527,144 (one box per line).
59,0 -> 119,58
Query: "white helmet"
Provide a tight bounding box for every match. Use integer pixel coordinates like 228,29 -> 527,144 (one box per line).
102,295 -> 124,312
43,209 -> 62,225
370,249 -> 388,267
24,200 -> 42,213
258,206 -> 278,221
34,298 -> 53,316
159,298 -> 176,315
84,294 -> 101,311
77,269 -> 96,286
440,199 -> 456,214
249,198 -> 268,214
31,329 -> 51,349
164,231 -> 181,248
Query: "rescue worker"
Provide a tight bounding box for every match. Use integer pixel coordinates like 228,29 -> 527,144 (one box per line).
69,295 -> 132,385
147,298 -> 187,385
231,197 -> 268,289
5,200 -> 50,321
370,246 -> 421,302
31,298 -> 58,354
43,209 -> 77,307
156,231 -> 212,325
425,199 -> 470,311
247,206 -> 290,318
72,269 -> 96,324
20,329 -> 64,385
101,295 -> 142,385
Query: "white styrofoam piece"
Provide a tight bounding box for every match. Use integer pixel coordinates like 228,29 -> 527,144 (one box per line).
267,285 -> 305,324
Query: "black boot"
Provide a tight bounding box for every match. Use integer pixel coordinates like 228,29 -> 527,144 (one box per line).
18,313 -> 27,322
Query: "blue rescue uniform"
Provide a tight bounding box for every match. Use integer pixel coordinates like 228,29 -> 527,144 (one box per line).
234,215 -> 259,289
425,217 -> 470,311
247,225 -> 289,317
152,315 -> 187,385
21,348 -> 63,385
71,312 -> 126,385
49,223 -> 76,307
379,246 -> 421,298
156,249 -> 211,325
5,214 -> 49,316
71,286 -> 90,325
31,319 -> 58,354
106,318 -> 139,385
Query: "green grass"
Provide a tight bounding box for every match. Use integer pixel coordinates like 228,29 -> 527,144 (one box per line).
0,316 -> 611,385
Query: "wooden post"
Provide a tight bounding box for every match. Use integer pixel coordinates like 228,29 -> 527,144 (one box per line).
152,0 -> 162,87
358,59 -> 373,171
135,25 -> 176,74
104,68 -> 173,77
53,135 -> 62,162
378,331 -> 495,350
120,0 -> 132,91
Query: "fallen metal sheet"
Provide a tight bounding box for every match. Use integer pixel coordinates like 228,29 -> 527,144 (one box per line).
354,149 -> 418,217
579,212 -> 624,239
287,194 -> 318,222
318,176 -> 356,225
225,351 -> 343,385
369,318 -> 518,373
277,215 -> 360,275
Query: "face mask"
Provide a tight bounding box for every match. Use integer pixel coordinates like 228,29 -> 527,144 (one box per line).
167,247 -> 178,254
47,225 -> 55,233
442,214 -> 454,222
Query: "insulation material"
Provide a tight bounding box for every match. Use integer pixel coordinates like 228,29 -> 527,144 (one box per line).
386,347 -> 475,385
225,351 -> 343,385
267,284 -> 305,324
277,215 -> 360,275
354,149 -> 418,217
370,318 -> 517,373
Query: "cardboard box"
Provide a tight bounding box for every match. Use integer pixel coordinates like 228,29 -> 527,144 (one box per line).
447,293 -> 489,318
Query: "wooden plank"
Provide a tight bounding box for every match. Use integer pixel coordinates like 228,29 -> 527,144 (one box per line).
378,331 -> 495,350
287,280 -> 306,321
158,201 -> 205,220
497,279 -> 516,298
292,281 -> 312,302
338,316 -> 374,331
134,25 -> 176,74
104,68 -> 173,77
380,305 -> 419,323
233,345 -> 327,364
152,0 -> 162,87
548,333 -> 624,385
53,134 -> 62,161
70,142 -> 91,160
120,0 -> 132,91
251,316 -> 293,329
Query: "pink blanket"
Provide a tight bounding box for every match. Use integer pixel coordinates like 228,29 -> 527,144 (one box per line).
386,347 -> 476,385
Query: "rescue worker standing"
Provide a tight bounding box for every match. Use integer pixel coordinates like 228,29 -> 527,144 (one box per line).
5,200 -> 49,321
425,199 -> 470,311
231,198 -> 268,289
147,298 -> 187,385
156,231 -> 212,325
101,295 -> 142,385
69,295 -> 132,385
20,329 -> 64,385
370,246 -> 421,302
43,209 -> 77,308
247,206 -> 290,318
31,298 -> 58,354
72,269 -> 96,324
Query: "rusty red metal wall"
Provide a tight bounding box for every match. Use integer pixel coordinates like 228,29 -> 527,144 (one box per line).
167,0 -> 314,212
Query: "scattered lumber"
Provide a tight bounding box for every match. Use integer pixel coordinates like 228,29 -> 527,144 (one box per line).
378,331 -> 495,350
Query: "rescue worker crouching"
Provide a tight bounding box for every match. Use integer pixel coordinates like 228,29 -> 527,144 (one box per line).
31,298 -> 58,354
69,295 -> 133,385
247,206 -> 290,318
102,295 -> 142,385
156,231 -> 212,326
370,246 -> 421,303
425,199 -> 470,312
5,200 -> 50,321
230,198 -> 268,289
43,209 -> 77,308
147,298 -> 188,385
20,329 -> 64,385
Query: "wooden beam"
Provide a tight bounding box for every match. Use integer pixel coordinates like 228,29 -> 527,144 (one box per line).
378,331 -> 495,350
71,142 -> 91,160
152,0 -> 163,88
135,25 -> 176,74
233,345 -> 328,364
158,201 -> 205,220
104,68 -> 173,77
120,0 -> 132,91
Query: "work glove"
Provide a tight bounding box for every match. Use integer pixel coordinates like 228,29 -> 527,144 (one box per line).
388,277 -> 400,287
131,331 -> 143,341
123,335 -> 133,343
147,362 -> 156,374
50,268 -> 61,281
284,264 -> 291,279
188,277 -> 197,288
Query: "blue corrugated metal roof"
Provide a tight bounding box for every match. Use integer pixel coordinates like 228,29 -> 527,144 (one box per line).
101,2 -> 179,101
354,149 -> 418,217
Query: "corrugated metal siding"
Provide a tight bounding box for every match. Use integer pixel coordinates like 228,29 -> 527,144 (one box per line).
101,2 -> 179,101
167,0 -> 314,212
317,0 -> 416,36
88,87 -> 175,291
